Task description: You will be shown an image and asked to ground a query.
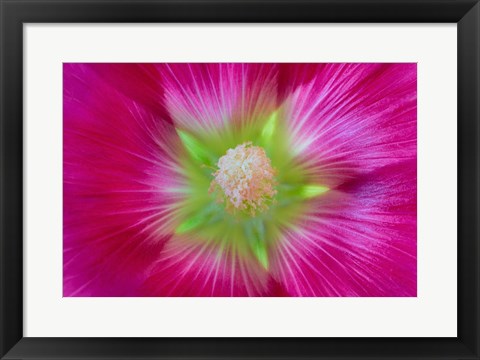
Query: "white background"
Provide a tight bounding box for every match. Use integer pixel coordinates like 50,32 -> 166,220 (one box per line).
24,24 -> 457,337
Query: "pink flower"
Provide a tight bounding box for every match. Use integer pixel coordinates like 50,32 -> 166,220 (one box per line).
64,63 -> 416,297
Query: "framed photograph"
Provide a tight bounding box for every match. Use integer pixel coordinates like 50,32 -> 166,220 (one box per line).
1,0 -> 479,359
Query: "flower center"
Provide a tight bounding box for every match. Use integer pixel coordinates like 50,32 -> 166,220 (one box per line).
209,142 -> 277,216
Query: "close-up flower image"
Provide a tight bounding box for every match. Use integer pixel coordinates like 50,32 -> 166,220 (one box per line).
63,63 -> 417,297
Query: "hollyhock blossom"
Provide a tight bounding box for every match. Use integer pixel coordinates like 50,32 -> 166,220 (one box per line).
63,63 -> 416,297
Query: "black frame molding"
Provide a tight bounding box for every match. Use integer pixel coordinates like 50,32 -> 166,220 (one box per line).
1,1 -> 479,359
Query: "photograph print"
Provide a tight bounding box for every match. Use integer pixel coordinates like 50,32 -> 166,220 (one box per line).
63,63 -> 417,297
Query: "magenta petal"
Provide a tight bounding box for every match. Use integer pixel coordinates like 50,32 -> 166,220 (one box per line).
269,160 -> 417,297
156,63 -> 279,132
87,63 -> 174,122
280,63 -> 417,188
63,64 -> 183,296
140,235 -> 272,297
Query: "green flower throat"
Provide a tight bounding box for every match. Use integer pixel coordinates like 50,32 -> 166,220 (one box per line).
173,111 -> 329,270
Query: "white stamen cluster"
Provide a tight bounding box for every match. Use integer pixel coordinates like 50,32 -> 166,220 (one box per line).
209,142 -> 277,216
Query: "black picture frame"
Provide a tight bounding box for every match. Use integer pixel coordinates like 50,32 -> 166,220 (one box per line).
1,0 -> 479,359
